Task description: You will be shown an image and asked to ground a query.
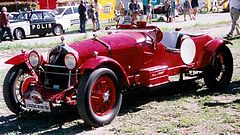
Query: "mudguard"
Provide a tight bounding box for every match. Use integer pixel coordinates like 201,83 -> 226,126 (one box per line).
80,56 -> 130,86
196,38 -> 232,68
5,53 -> 27,65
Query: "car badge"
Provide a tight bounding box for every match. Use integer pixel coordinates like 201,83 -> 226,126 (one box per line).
29,90 -> 43,104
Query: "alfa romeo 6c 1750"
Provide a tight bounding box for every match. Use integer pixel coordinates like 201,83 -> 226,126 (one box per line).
3,22 -> 233,127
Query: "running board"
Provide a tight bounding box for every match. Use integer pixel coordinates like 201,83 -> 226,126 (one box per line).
139,66 -> 169,87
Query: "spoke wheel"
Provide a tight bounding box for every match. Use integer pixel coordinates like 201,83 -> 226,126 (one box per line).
77,68 -> 122,127
91,76 -> 116,116
204,45 -> 233,91
3,65 -> 32,114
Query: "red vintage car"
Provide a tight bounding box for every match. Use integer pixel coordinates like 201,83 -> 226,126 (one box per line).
3,22 -> 233,127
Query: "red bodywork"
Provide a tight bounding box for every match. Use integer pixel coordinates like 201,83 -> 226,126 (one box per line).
5,24 -> 230,109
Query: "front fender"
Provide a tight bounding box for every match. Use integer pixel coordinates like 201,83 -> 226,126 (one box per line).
5,53 -> 27,65
196,38 -> 232,68
80,56 -> 130,86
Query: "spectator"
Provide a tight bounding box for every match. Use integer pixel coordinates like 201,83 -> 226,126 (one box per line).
167,0 -> 176,22
183,0 -> 192,21
129,0 -> 135,16
87,4 -> 96,32
0,7 -> 13,43
165,0 -> 171,22
117,0 -> 125,16
170,0 -> 176,19
78,1 -> 87,33
94,0 -> 100,30
146,0 -> 153,23
191,0 -> 198,20
220,0 -> 240,38
133,0 -> 141,22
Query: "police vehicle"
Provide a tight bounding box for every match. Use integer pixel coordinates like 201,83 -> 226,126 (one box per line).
9,10 -> 71,40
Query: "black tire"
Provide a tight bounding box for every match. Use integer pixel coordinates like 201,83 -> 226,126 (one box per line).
14,28 -> 24,40
204,45 -> 233,91
53,25 -> 63,36
211,6 -> 218,13
200,6 -> 208,14
38,33 -> 47,37
3,65 -> 31,114
77,68 -> 122,127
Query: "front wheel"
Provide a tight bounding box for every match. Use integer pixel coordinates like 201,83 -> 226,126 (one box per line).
3,65 -> 31,114
14,28 -> 24,40
204,45 -> 233,91
77,68 -> 122,127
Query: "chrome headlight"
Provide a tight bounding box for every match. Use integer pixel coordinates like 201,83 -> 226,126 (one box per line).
29,51 -> 41,68
64,53 -> 77,70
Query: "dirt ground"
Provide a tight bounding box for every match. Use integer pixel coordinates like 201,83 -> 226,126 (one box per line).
0,25 -> 240,135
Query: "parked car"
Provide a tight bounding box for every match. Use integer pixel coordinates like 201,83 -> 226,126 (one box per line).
7,10 -> 71,40
3,21 -> 233,127
54,6 -> 79,25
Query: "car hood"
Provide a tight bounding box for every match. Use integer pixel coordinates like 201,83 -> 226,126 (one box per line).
68,32 -> 146,62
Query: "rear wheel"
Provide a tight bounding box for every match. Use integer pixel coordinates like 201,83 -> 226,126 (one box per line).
14,28 -> 24,40
53,25 -> 63,36
204,45 -> 233,91
77,68 -> 122,127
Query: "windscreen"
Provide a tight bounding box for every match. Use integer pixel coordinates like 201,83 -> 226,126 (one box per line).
54,8 -> 65,15
15,13 -> 29,20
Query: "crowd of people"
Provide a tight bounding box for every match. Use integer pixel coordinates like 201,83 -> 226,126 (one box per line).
113,0 -> 200,24
164,0 -> 199,22
78,0 -> 100,33
0,0 -> 239,43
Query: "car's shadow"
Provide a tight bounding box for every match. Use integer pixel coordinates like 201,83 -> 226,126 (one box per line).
0,79 -> 239,134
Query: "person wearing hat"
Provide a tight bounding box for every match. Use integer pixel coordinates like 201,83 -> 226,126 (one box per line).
0,7 -> 14,43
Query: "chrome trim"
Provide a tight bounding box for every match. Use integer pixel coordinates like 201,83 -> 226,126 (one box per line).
68,70 -> 71,87
44,64 -> 66,68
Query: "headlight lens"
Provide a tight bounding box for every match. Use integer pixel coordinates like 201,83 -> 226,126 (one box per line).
29,51 -> 40,68
64,53 -> 77,70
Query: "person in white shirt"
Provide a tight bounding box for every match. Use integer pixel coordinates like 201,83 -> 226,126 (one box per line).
94,0 -> 100,30
220,0 -> 240,38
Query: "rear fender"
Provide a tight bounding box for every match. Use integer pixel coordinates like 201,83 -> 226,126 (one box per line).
80,56 -> 130,87
5,52 -> 28,65
196,38 -> 232,68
